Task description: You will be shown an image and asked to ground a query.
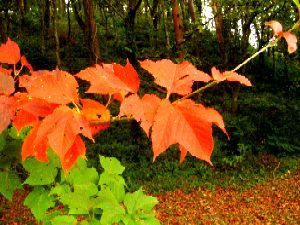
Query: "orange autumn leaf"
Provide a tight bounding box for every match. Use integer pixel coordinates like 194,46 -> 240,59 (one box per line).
212,67 -> 252,86
76,60 -> 139,99
265,21 -> 283,36
119,94 -> 161,137
140,59 -> 211,97
151,99 -> 227,164
19,69 -> 79,104
0,38 -> 21,65
12,93 -> 58,131
266,20 -> 298,54
0,95 -> 15,133
283,31 -> 298,53
21,121 -> 48,162
0,66 -> 12,76
21,55 -> 33,71
80,98 -> 110,136
0,72 -> 14,95
21,106 -> 94,170
113,59 -> 140,93
61,135 -> 86,172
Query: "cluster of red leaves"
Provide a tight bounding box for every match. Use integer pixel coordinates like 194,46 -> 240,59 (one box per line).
0,37 -> 263,172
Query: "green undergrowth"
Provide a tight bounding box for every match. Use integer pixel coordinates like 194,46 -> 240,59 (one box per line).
88,141 -> 300,194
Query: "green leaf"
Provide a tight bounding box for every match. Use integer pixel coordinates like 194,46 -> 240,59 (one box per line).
74,183 -> 98,197
66,157 -> 99,185
42,211 -> 62,225
141,217 -> 161,225
8,125 -> 31,140
24,187 -> 55,222
59,191 -> 91,214
122,215 -> 137,225
51,215 -> 77,225
89,219 -> 101,225
23,157 -> 58,185
122,214 -> 161,225
99,172 -> 126,202
0,171 -> 22,200
100,156 -> 125,175
78,220 -> 90,225
49,184 -> 71,196
124,188 -> 158,214
95,188 -> 125,224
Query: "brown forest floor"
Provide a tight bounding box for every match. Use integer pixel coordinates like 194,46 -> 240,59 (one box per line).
0,169 -> 299,225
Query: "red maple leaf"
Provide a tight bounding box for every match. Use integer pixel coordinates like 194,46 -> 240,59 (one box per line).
0,66 -> 12,76
21,55 -> 33,71
0,95 -> 15,133
113,59 -> 140,93
140,59 -> 211,97
22,106 -> 94,171
80,98 -> 110,136
76,60 -> 139,99
19,69 -> 79,105
119,94 -> 161,137
61,135 -> 86,172
0,72 -> 14,95
21,121 -> 48,162
12,93 -> 58,131
211,67 -> 252,86
151,99 -> 227,164
0,38 -> 21,65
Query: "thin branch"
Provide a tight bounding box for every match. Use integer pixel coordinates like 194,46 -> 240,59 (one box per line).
177,36 -> 280,102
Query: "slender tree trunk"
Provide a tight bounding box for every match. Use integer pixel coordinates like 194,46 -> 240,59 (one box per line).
171,0 -> 184,60
51,0 -> 61,68
124,0 -> 142,64
83,0 -> 101,64
211,0 -> 227,66
67,0 -> 72,67
40,0 -> 46,54
44,0 -> 50,39
18,0 -> 26,32
71,0 -> 85,31
0,12 -> 7,42
188,0 -> 196,23
162,0 -> 170,49
147,0 -> 160,49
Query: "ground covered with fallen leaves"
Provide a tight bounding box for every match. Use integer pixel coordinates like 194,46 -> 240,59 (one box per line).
0,169 -> 299,225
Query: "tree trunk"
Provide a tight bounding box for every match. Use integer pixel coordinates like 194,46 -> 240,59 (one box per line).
188,0 -> 196,23
71,0 -> 85,31
83,0 -> 101,64
124,0 -> 142,64
18,0 -> 26,32
171,0 -> 184,60
66,0 -> 72,67
211,0 -> 227,66
162,0 -> 170,49
40,0 -> 51,54
0,12 -> 7,43
146,0 -> 160,49
51,0 -> 61,68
